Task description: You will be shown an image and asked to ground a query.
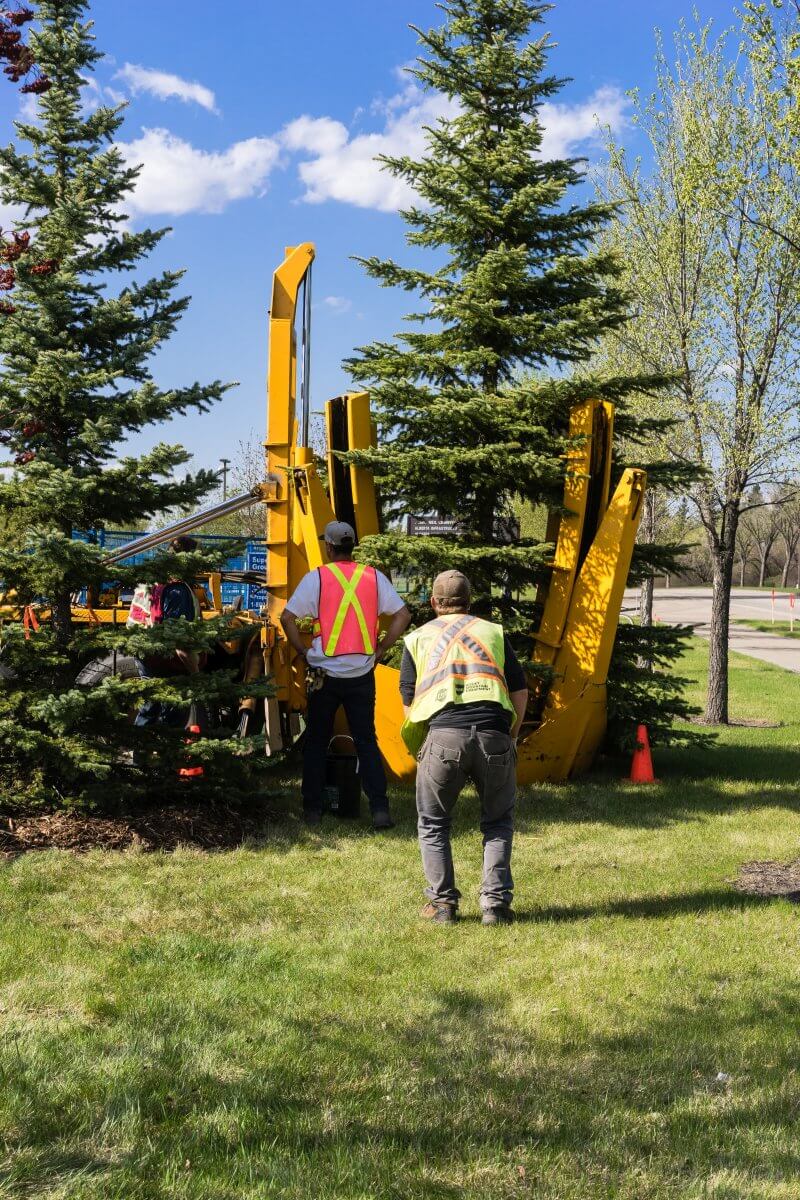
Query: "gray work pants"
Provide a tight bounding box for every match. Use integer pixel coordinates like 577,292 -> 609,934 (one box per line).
416,726 -> 516,911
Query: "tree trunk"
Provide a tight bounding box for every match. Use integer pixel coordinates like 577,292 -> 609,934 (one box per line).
706,544 -> 735,724
636,489 -> 656,669
758,552 -> 767,587
50,587 -> 73,651
637,574 -> 655,672
638,488 -> 656,627
739,557 -> 746,587
471,484 -> 498,618
639,575 -> 654,626
782,555 -> 791,588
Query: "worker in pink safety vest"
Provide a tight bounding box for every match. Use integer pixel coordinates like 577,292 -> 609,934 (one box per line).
281,521 -> 411,828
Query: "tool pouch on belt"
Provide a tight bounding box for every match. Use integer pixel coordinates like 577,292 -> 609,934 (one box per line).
306,665 -> 327,693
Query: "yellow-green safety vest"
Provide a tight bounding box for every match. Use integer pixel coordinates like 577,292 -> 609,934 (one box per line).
400,613 -> 515,755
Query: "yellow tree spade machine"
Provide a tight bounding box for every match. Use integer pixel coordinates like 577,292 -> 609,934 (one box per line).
251,243 -> 649,783
5,243 -> 647,783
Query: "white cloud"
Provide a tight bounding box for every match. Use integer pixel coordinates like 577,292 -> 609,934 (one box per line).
17,93 -> 40,123
283,82 -> 628,214
117,63 -> 218,114
323,295 -> 352,314
538,86 -> 628,159
105,77 -> 629,224
283,115 -> 348,157
117,128 -> 281,217
283,88 -> 457,213
0,201 -> 26,231
80,74 -> 105,114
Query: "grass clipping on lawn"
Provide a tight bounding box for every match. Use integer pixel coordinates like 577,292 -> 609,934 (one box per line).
1,640 -> 800,1199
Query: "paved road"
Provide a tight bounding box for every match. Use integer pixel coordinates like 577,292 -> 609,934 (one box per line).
622,587 -> 800,673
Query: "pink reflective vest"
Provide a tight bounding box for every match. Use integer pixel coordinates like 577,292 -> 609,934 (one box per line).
313,562 -> 380,656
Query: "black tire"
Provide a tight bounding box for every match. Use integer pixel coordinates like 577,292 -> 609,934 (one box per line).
75,654 -> 147,687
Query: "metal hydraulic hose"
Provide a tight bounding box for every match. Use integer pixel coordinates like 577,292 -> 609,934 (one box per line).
300,264 -> 312,449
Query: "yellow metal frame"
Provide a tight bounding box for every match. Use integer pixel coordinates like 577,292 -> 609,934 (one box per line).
534,401 -> 611,666
0,570 -> 228,629
372,400 -> 646,784
516,466 -> 645,781
264,242 -> 316,619
346,391 -> 380,540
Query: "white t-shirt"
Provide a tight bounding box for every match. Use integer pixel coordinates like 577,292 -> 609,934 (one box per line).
285,565 -> 406,678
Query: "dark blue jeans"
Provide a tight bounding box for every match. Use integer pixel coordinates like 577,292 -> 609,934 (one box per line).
302,669 -> 388,816
135,700 -> 187,728
134,660 -> 190,729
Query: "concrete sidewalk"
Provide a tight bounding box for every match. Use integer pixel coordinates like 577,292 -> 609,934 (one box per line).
622,587 -> 800,674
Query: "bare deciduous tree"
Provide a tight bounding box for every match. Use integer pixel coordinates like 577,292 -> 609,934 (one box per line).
775,488 -> 800,587
735,520 -> 756,587
739,489 -> 782,587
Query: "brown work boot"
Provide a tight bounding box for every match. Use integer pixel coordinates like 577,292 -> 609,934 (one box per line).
481,904 -> 514,926
420,901 -> 458,924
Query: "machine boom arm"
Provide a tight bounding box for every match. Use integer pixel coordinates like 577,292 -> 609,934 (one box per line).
105,485 -> 275,565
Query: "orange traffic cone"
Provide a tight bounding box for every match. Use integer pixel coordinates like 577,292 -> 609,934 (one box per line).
629,723 -> 657,784
179,723 -> 205,779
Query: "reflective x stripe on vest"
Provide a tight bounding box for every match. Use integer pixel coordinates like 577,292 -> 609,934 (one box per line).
413,615 -> 509,703
315,562 -> 379,656
400,613 -> 515,754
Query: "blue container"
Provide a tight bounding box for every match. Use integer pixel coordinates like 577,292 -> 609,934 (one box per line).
71,532 -> 268,610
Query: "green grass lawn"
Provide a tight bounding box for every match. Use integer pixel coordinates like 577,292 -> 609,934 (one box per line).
734,618 -> 800,639
732,584 -> 797,594
3,642 -> 800,1199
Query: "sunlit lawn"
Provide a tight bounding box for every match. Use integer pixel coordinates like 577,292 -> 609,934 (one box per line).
2,641 -> 800,1198
733,617 -> 800,640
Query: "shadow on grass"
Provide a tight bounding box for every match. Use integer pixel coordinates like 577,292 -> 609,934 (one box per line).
256,769 -> 800,850
262,724 -> 800,847
515,886 -> 771,924
4,971 -> 800,1197
659,737 -> 800,784
508,737 -> 800,832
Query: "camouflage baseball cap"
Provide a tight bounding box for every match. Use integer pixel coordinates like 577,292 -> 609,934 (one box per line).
432,569 -> 471,607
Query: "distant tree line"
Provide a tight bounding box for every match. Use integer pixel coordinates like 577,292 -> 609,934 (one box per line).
734,488 -> 800,589
639,486 -> 800,590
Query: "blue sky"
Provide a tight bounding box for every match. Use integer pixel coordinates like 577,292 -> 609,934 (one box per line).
1,0 -> 741,478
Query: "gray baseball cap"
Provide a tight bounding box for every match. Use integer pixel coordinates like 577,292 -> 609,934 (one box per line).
320,520 -> 356,547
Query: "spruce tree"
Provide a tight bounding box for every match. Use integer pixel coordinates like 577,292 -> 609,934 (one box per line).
348,0 -> 669,617
348,0 -> 702,747
0,0 -> 225,641
0,2 -> 269,806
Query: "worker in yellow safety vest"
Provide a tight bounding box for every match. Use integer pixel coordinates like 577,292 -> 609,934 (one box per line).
400,570 -> 529,925
281,520 -> 411,828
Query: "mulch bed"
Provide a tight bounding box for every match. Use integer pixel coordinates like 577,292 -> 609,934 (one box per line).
732,859 -> 800,900
0,800 -> 282,858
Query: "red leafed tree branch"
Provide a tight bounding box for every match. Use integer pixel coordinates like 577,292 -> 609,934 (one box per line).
0,7 -> 50,94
